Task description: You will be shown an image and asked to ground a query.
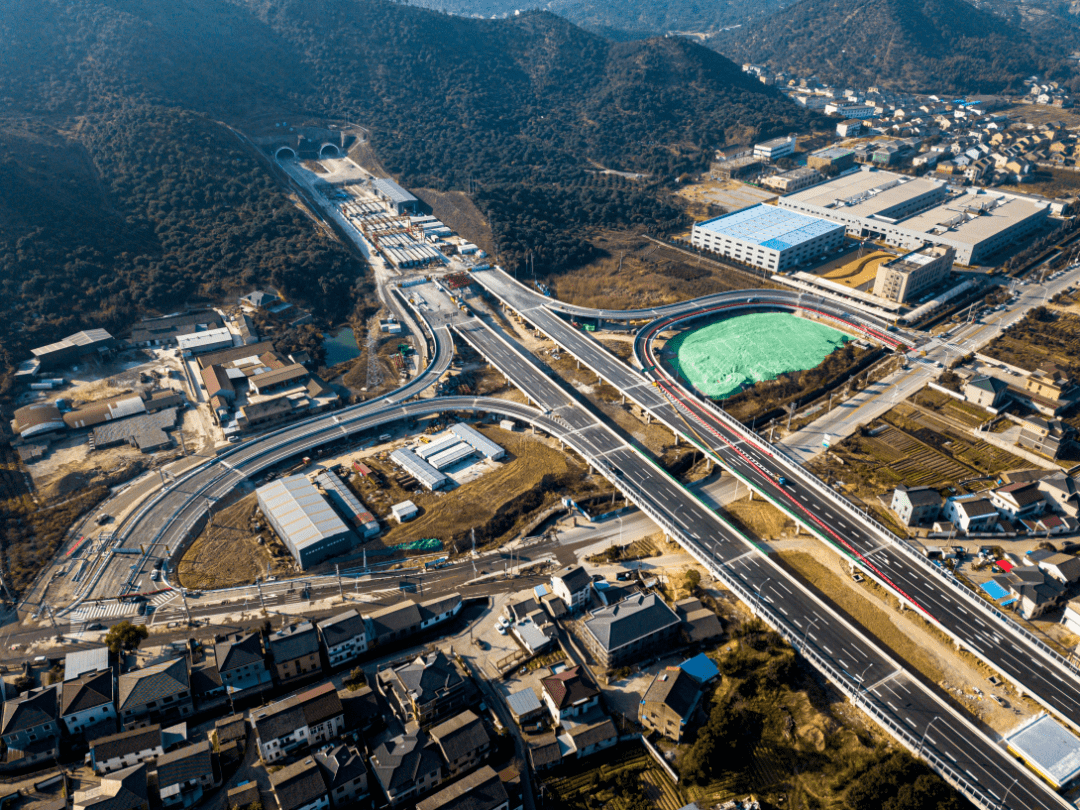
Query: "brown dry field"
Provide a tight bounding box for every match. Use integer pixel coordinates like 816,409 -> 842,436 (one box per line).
356,425 -> 599,551
178,492 -> 294,589
722,496 -> 795,541
818,250 -> 893,289
413,188 -> 494,255
998,167 -> 1080,198
544,231 -> 772,312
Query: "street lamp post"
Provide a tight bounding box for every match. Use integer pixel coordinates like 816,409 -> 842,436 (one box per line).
801,617 -> 820,650
1000,775 -> 1019,810
919,715 -> 943,756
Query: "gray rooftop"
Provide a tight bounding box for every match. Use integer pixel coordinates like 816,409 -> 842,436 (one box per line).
66,647 -> 110,681
505,688 -> 543,718
781,169 -> 944,218
389,448 -> 449,490
372,178 -> 418,206
900,190 -> 1048,247
583,593 -> 680,652
257,475 -> 351,553
449,422 -> 504,459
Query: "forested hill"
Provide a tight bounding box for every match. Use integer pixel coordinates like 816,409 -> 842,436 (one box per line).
711,0 -> 1074,94
408,0 -> 799,40
0,0 -> 819,397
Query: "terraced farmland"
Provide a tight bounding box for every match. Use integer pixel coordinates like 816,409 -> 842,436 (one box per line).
864,426 -> 975,488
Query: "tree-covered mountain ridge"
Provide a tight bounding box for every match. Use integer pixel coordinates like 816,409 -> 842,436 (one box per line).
711,0 -> 1077,93
0,0 -> 821,398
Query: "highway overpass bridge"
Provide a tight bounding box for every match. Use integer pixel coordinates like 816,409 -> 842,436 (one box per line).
49,271 -> 1072,809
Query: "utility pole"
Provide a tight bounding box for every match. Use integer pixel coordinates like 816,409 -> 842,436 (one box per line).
255,578 -> 267,615
336,564 -> 344,600
178,585 -> 193,626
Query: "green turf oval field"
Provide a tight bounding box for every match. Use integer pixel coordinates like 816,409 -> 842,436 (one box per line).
666,312 -> 851,399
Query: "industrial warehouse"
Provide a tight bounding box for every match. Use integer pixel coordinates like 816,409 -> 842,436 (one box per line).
256,471 -> 382,569
689,204 -> 845,272
389,423 -> 506,491
776,167 -> 1049,265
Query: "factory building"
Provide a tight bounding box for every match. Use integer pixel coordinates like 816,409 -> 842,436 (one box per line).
256,475 -> 356,569
690,205 -> 845,272
872,245 -> 955,304
763,167 -> 823,194
371,178 -> 420,215
449,423 -> 505,460
390,448 -> 450,491
314,471 -> 380,539
30,329 -> 116,370
777,168 -> 1049,265
806,147 -> 856,173
753,135 -> 796,162
777,168 -> 947,231
176,328 -> 235,356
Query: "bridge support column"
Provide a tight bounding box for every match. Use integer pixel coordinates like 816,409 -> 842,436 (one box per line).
577,359 -> 581,370
645,412 -> 652,425
620,394 -> 625,405
673,431 -> 679,446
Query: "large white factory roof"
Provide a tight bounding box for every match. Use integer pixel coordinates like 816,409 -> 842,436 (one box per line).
782,170 -> 944,218
390,447 -> 449,490
693,204 -> 842,252
427,443 -> 475,470
372,178 -> 418,206
257,475 -> 350,552
450,422 -> 505,460
416,434 -> 462,460
1006,713 -> 1080,788
898,190 -> 1048,245
176,328 -> 234,352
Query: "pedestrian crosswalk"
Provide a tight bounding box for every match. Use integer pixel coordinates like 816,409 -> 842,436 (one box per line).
68,590 -> 176,623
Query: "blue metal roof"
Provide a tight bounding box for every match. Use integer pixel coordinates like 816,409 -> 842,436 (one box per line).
695,204 -> 841,251
679,653 -> 720,684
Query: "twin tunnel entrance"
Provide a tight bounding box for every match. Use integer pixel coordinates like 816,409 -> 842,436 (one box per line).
274,143 -> 341,160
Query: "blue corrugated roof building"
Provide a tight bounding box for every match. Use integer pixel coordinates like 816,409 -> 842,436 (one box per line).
679,653 -> 720,684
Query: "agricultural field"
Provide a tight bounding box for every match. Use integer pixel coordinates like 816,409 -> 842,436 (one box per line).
808,401 -> 1029,527
981,307 -> 1080,376
911,387 -> 1004,431
542,745 -> 683,810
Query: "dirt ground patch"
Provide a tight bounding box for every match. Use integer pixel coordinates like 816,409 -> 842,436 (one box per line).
543,231 -> 771,312
816,249 -> 895,290
413,188 -> 494,255
25,436 -> 160,501
775,547 -> 1031,734
177,492 -> 294,589
721,497 -> 795,541
675,178 -> 776,219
